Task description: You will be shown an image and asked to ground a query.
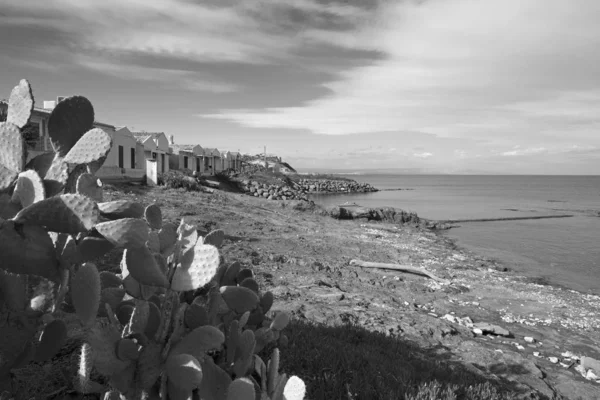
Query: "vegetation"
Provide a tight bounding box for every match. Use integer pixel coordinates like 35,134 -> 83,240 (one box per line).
0,79 -> 304,400
159,170 -> 202,191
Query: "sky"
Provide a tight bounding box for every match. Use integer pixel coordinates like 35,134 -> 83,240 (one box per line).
0,0 -> 599,174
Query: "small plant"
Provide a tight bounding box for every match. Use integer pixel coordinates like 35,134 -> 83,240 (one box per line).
0,79 -> 305,400
159,170 -> 201,191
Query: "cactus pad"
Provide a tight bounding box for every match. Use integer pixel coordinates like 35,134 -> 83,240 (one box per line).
71,263 -> 101,326
145,301 -> 161,338
0,164 -> 18,191
43,154 -> 69,196
170,243 -> 220,292
166,353 -> 204,391
221,261 -> 241,286
146,230 -> 161,253
95,218 -> 149,248
283,376 -> 306,400
116,339 -> 139,361
203,229 -> 225,248
122,245 -> 169,288
170,325 -> 225,360
0,269 -> 27,311
220,286 -> 260,314
7,79 -> 34,129
198,356 -> 232,400
259,291 -> 274,314
13,193 -> 99,233
63,128 -> 112,165
144,204 -> 162,230
34,319 -> 67,362
47,95 -> 95,157
184,302 -> 209,330
226,378 -> 255,400
136,342 -> 163,390
270,312 -> 290,331
11,169 -> 45,208
125,300 -> 150,336
158,222 -> 177,252
236,268 -> 254,283
87,323 -> 130,376
100,271 -> 123,289
0,219 -> 59,279
77,236 -> 115,262
239,277 -> 259,294
98,288 -> 126,317
0,121 -> 26,174
76,173 -> 103,202
98,200 -> 145,220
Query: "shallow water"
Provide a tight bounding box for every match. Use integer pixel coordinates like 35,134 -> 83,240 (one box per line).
310,175 -> 600,295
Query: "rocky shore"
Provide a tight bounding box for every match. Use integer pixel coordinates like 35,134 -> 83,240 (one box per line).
298,178 -> 378,194
239,178 -> 378,201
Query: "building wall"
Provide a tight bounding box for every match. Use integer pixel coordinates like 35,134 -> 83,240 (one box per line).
105,127 -> 136,170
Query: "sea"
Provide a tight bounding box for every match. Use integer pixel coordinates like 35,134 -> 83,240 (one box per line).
308,175 -> 600,295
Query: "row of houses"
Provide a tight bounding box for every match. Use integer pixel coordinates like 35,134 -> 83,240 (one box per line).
0,98 -> 243,183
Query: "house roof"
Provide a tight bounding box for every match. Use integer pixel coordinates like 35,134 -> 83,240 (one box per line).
0,100 -> 115,130
131,131 -> 166,144
230,151 -> 240,157
170,144 -> 199,154
203,147 -> 220,156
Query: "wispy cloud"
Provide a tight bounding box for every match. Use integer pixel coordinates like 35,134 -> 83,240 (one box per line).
414,152 -> 434,159
202,0 -> 600,146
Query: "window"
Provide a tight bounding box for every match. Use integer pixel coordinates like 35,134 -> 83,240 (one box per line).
184,156 -> 188,169
118,145 -> 124,168
152,152 -> 157,159
161,154 -> 165,173
196,158 -> 200,172
131,148 -> 135,169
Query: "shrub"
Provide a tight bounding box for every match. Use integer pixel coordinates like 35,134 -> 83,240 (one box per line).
159,170 -> 201,191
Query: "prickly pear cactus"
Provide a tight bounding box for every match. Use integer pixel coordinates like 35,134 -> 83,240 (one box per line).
0,79 -> 305,400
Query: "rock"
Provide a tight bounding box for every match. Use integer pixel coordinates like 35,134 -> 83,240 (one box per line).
581,356 -> 600,373
472,322 -> 513,337
548,357 -> 559,364
524,336 -> 536,343
575,364 -> 587,376
585,369 -> 598,380
472,328 -> 484,335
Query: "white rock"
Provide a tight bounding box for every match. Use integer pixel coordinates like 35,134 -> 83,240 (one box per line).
473,328 -> 483,335
533,352 -> 541,357
548,357 -> 559,364
585,369 -> 599,380
516,345 -> 525,350
442,314 -> 457,323
575,365 -> 587,376
524,337 -> 536,343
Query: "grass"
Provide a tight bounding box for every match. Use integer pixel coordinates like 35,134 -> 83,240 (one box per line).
274,319 -> 549,400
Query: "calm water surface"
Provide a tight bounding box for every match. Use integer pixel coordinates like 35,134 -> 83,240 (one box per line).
310,175 -> 600,295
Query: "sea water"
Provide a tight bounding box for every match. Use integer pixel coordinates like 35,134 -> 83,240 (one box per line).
309,175 -> 600,295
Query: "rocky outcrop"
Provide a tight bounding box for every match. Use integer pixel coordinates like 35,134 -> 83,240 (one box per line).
328,203 -> 420,224
298,179 -> 378,194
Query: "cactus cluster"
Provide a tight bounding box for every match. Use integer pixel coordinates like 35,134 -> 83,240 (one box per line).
0,80 -> 306,400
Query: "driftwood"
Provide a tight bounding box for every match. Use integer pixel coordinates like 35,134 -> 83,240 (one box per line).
349,259 -> 450,284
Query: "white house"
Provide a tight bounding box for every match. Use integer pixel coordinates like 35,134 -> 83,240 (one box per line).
202,148 -> 221,175
131,131 -> 170,174
169,136 -> 204,174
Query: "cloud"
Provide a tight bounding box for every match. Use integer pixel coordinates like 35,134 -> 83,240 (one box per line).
413,152 -> 433,159
75,57 -> 239,93
501,147 -> 547,157
202,0 -> 600,147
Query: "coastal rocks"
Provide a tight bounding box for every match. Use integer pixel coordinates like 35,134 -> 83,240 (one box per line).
297,179 -> 378,194
241,180 -> 310,201
329,203 -> 421,224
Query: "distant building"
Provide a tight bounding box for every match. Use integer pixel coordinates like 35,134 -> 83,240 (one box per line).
131,130 -> 170,174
